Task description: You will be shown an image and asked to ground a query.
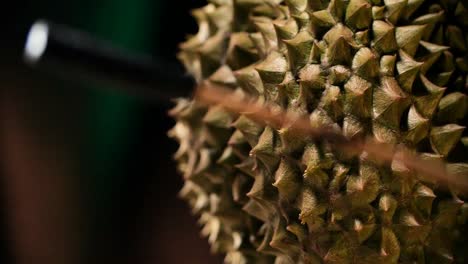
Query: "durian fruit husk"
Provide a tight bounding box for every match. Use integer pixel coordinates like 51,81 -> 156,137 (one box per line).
170,0 -> 468,263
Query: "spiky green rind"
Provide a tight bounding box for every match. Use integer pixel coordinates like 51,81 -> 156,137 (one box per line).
170,0 -> 468,263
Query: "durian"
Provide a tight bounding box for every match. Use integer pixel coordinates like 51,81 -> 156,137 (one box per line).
170,0 -> 468,263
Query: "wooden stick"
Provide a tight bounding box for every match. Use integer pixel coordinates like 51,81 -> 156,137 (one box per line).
194,82 -> 468,193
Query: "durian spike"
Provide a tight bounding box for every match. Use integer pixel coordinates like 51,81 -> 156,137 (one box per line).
194,82 -> 468,193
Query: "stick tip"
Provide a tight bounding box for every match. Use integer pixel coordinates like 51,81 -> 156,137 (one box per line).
24,20 -> 49,65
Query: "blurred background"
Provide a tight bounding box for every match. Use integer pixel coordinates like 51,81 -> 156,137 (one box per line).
0,0 -> 223,263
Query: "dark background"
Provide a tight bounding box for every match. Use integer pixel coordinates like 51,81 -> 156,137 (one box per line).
0,1 -> 223,263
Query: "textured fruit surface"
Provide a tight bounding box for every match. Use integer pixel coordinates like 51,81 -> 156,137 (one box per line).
169,0 -> 468,263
